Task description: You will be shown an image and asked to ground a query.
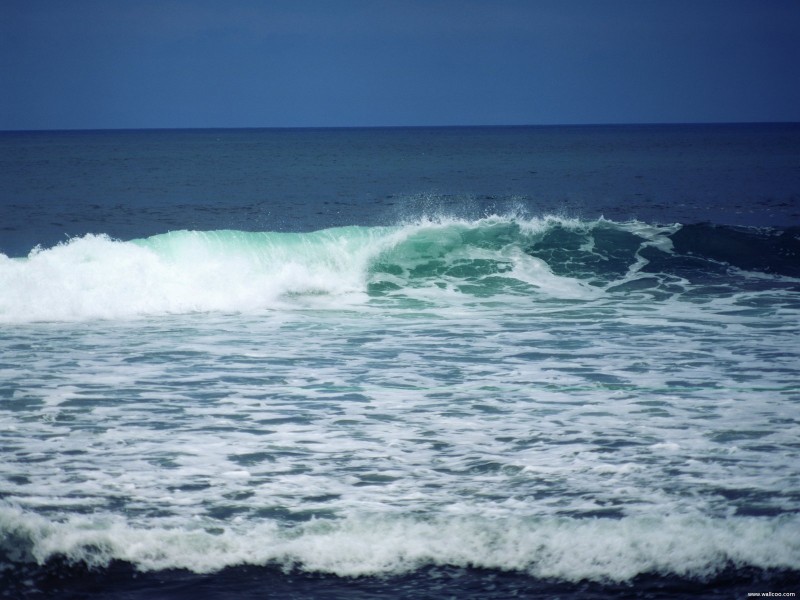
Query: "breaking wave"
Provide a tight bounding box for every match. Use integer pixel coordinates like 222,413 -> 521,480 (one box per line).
1,215 -> 797,322
1,505 -> 798,582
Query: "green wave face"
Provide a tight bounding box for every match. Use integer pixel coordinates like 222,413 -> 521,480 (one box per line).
130,217 -> 609,302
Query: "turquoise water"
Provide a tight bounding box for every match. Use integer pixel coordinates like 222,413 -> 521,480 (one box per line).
1,125 -> 799,598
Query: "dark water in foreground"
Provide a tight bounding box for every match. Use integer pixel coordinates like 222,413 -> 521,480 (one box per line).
4,560 -> 799,599
1,125 -> 799,598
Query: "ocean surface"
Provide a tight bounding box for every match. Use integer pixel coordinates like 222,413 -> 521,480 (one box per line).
1,124 -> 799,598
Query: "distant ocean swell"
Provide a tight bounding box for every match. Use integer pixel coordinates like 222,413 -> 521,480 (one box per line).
1,214 -> 797,323
1,505 -> 798,582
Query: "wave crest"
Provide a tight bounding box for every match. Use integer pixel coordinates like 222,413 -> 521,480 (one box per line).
1,505 -> 797,581
1,216 -> 795,322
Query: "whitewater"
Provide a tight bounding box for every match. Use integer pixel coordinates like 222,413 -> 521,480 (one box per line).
2,213 -> 799,595
1,125 -> 798,598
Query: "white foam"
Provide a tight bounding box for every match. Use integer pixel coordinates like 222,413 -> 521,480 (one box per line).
1,505 -> 797,580
0,232 -> 375,322
3,215 -> 797,585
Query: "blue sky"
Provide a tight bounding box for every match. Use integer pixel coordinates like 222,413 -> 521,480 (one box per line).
2,0 -> 799,130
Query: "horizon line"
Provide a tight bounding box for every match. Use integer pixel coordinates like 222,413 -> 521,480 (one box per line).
2,120 -> 799,134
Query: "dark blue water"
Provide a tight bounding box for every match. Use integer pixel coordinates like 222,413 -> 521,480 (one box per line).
3,560 -> 798,599
2,124 -> 798,258
1,125 -> 799,599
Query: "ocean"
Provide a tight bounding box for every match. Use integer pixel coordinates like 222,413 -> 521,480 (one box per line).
0,124 -> 798,599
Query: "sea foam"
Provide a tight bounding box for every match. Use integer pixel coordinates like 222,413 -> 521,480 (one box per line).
0,229 -> 378,322
1,505 -> 797,581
